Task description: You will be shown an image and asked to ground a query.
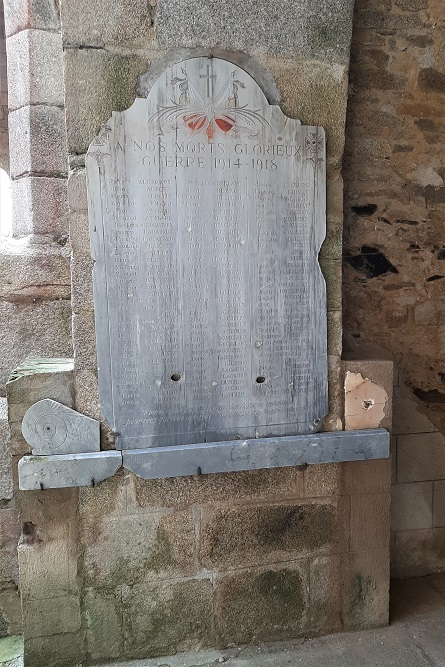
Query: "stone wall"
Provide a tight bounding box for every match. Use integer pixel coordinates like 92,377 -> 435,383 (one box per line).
2,1 -> 394,664
391,369 -> 445,577
342,0 -> 445,577
0,0 -> 7,172
343,0 -> 445,424
0,0 -> 398,661
0,0 -> 73,393
8,362 -> 391,666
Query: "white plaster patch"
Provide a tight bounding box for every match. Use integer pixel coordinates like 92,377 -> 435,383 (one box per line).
345,372 -> 388,430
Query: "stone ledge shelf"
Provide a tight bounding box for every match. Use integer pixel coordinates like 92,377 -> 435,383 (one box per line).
18,452 -> 122,490
18,429 -> 390,490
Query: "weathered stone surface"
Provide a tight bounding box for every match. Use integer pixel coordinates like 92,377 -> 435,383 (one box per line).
395,0 -> 428,9
342,549 -> 389,629
391,482 -> 433,531
215,562 -> 309,645
67,169 -> 87,213
417,67 -> 445,93
130,466 -> 305,510
327,311 -> 342,357
309,555 -> 342,633
69,213 -> 91,256
61,0 -> 152,48
24,632 -> 85,667
84,587 -> 123,661
0,398 -> 13,501
74,370 -> 102,422
350,493 -> 390,551
72,310 -> 97,371
270,61 -> 349,168
18,451 -> 120,490
81,509 -> 197,588
0,586 -> 22,638
10,176 -> 69,237
122,579 -> 214,658
342,459 -> 392,496
18,487 -> 78,602
8,105 -> 68,178
6,30 -> 64,110
326,354 -> 343,432
64,48 -> 148,154
397,432 -> 445,483
0,509 -> 20,582
1,307 -> 73,409
393,387 -> 437,435
393,528 -> 445,579
0,238 -> 70,301
433,480 -> 445,527
320,257 -> 342,311
304,463 -> 342,497
78,470 -> 128,520
343,0 -> 445,450
4,0 -> 60,37
6,359 -> 74,455
22,595 -> 81,639
200,500 -> 344,568
70,254 -> 94,311
87,56 -> 328,448
156,0 -> 355,63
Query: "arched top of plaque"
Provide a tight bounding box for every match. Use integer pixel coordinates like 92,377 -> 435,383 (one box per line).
86,57 -> 328,451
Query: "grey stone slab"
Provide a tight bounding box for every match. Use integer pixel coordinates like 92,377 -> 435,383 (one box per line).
18,451 -> 122,490
11,176 -> 69,237
21,399 -> 100,455
86,56 -> 328,450
123,429 -> 390,480
155,0 -> 355,64
6,30 -> 64,111
8,105 -> 68,178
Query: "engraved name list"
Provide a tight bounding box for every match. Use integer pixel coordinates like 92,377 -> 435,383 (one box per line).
87,57 -> 328,450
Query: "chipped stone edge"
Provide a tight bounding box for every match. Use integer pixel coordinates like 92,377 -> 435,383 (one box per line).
18,451 -> 122,490
123,429 -> 390,480
18,430 -> 389,489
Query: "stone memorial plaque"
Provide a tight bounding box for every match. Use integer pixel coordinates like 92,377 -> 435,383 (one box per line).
87,57 -> 327,450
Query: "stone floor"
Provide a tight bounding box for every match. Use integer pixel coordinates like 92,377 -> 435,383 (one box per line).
2,575 -> 445,667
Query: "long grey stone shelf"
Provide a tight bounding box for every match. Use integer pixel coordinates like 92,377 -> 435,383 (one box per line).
18,429 -> 389,489
122,429 -> 390,479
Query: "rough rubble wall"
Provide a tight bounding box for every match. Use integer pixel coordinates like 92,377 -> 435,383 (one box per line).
343,0 -> 445,426
342,0 -> 445,578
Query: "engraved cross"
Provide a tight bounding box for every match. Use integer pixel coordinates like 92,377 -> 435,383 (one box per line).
200,63 -> 217,98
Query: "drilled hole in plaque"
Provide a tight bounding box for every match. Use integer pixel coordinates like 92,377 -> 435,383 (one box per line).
171,373 -> 182,382
256,376 -> 266,384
